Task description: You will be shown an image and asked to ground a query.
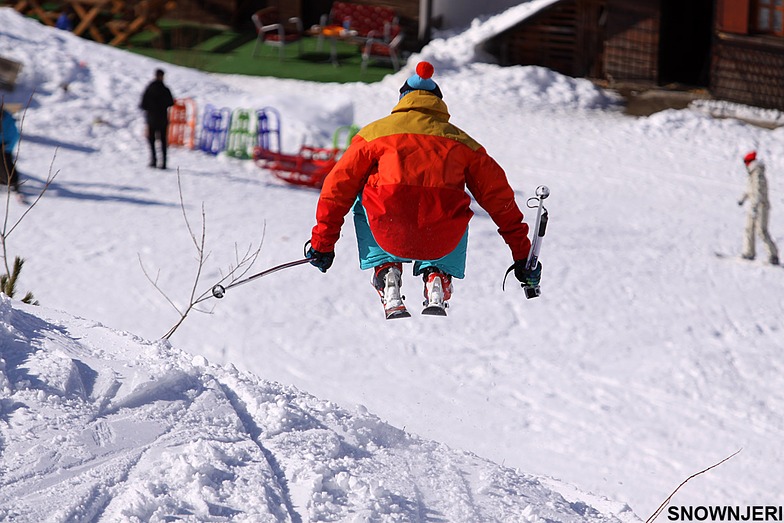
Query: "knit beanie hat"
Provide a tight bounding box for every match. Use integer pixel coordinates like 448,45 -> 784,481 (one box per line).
399,61 -> 443,100
743,151 -> 757,165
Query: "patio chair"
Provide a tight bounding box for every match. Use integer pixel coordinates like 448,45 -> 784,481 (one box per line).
251,7 -> 304,61
361,31 -> 404,72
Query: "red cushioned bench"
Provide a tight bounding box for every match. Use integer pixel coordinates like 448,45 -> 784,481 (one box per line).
320,1 -> 401,42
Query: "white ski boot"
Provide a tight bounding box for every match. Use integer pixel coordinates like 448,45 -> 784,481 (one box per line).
422,269 -> 452,316
373,263 -> 410,320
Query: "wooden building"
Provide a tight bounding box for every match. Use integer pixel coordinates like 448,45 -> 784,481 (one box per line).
712,0 -> 784,109
484,0 -> 784,111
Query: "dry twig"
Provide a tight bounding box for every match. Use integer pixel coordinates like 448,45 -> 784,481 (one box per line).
0,95 -> 59,303
645,449 -> 742,523
138,170 -> 263,339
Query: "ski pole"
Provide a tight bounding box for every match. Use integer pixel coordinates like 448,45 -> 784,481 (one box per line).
212,258 -> 311,299
523,185 -> 550,299
501,185 -> 550,297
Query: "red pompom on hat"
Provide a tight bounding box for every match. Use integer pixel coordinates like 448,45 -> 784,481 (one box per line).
743,151 -> 757,164
399,61 -> 443,99
416,61 -> 434,79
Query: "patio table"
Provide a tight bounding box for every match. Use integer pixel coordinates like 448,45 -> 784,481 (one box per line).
307,25 -> 361,66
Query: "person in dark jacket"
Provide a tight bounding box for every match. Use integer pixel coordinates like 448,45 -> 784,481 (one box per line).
140,69 -> 175,169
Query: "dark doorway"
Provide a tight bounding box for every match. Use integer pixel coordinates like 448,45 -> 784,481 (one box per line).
234,0 -> 268,31
658,0 -> 714,86
302,0 -> 334,27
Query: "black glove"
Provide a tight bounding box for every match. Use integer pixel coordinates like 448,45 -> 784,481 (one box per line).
514,260 -> 542,287
306,245 -> 334,273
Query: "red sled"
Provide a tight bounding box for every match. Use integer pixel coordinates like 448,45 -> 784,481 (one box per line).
253,145 -> 339,188
253,123 -> 359,188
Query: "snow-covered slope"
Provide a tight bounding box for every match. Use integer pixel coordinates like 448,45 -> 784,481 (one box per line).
0,296 -> 632,522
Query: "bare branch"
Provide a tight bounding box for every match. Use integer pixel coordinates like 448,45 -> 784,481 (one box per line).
186,202 -> 208,307
645,449 -> 742,523
138,253 -> 183,316
5,152 -> 60,238
191,230 -> 265,306
162,315 -> 188,340
141,170 -> 264,339
0,93 -> 53,302
177,172 -> 203,255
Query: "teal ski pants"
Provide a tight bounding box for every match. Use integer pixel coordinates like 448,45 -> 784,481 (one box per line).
352,198 -> 468,278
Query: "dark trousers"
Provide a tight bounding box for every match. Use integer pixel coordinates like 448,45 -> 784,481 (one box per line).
147,122 -> 169,168
0,151 -> 19,191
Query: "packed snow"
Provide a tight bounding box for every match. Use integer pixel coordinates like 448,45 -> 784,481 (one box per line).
0,295 -> 633,522
1,2 -> 783,521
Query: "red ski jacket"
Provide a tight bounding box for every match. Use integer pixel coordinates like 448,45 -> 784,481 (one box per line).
310,92 -> 531,262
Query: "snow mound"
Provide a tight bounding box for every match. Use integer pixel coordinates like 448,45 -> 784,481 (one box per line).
0,296 -> 634,522
416,0 -> 564,68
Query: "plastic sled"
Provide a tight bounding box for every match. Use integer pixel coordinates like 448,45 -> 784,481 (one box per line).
253,123 -> 358,188
254,145 -> 339,188
257,107 -> 282,154
198,104 -> 232,155
226,108 -> 257,159
168,98 -> 197,149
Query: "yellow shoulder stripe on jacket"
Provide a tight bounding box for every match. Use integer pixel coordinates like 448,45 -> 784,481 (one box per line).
358,93 -> 482,151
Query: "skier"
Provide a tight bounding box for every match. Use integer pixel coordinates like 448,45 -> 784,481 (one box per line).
305,61 -> 541,318
738,151 -> 779,265
140,69 -> 174,169
0,107 -> 23,199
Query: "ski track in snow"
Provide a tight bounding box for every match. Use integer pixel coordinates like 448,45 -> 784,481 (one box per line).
1,295 -> 634,522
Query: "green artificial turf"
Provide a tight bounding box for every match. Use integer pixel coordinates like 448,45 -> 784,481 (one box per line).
121,21 -> 399,84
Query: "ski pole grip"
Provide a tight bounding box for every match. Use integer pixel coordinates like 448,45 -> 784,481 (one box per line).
537,210 -> 549,237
